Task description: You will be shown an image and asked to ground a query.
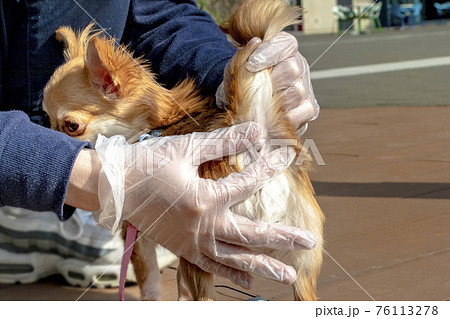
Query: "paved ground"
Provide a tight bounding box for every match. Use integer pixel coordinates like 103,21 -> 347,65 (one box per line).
295,24 -> 450,109
307,107 -> 450,301
1,25 -> 449,301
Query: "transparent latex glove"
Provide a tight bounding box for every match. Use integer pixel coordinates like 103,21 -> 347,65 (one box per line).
216,32 -> 320,135
94,122 -> 317,289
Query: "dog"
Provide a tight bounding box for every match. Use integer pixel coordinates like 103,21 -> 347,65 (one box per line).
43,0 -> 324,301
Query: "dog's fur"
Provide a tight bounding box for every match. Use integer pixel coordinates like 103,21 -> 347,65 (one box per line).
43,0 -> 324,301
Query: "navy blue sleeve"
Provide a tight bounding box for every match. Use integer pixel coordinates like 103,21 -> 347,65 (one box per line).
122,0 -> 236,96
0,111 -> 91,221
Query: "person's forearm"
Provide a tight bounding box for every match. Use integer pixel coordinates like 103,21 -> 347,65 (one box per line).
0,111 -> 90,220
65,149 -> 101,212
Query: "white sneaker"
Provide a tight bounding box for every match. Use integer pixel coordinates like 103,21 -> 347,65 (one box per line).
0,207 -> 176,288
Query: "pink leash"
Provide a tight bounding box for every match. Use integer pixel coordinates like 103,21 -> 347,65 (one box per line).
119,223 -> 138,301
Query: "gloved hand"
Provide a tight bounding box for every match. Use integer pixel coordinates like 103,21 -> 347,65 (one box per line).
94,122 -> 317,289
216,32 -> 320,135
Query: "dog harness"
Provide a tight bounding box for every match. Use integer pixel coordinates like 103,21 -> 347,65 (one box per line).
119,129 -> 164,301
138,130 -> 163,141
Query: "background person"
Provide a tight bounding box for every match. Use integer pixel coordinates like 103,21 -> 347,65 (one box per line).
0,0 -> 319,289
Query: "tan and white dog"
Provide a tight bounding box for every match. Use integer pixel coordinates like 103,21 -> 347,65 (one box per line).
43,0 -> 324,301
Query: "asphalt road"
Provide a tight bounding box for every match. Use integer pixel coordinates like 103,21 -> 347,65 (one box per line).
293,24 -> 450,109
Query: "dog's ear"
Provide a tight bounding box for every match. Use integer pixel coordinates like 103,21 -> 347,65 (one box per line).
85,38 -> 120,98
56,26 -> 80,61
56,23 -> 95,61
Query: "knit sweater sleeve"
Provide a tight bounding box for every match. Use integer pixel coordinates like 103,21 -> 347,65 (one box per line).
122,0 -> 236,96
0,111 -> 91,221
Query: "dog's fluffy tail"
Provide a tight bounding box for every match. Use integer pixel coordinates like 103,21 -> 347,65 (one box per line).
222,0 -> 301,45
223,0 -> 302,160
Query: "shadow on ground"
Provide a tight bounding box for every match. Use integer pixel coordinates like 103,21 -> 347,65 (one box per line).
313,181 -> 450,199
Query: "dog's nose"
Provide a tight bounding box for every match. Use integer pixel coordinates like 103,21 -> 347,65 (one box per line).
63,119 -> 86,136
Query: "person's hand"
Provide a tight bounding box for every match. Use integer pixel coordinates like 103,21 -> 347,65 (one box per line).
93,122 -> 317,289
216,32 -> 320,135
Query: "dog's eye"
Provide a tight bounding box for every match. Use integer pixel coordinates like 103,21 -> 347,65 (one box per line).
64,120 -> 79,133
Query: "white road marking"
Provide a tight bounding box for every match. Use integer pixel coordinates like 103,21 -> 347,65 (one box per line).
299,30 -> 450,47
310,56 -> 450,80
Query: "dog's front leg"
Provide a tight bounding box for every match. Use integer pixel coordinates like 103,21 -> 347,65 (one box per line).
131,234 -> 162,300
